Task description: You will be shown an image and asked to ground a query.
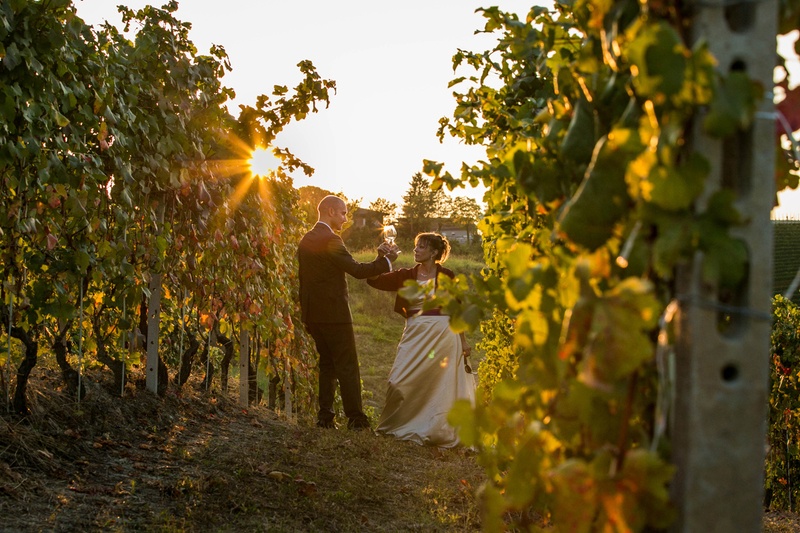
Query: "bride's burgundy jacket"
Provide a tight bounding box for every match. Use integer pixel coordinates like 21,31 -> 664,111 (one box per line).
367,263 -> 455,318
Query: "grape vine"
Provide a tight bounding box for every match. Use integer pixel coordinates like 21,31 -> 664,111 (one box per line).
0,1 -> 329,414
423,2 -> 800,530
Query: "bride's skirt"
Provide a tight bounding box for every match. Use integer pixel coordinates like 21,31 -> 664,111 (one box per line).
376,315 -> 477,448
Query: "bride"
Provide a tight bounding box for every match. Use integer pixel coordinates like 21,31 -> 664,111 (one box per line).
367,232 -> 476,448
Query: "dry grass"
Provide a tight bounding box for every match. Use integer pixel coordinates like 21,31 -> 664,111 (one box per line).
0,366 -> 485,532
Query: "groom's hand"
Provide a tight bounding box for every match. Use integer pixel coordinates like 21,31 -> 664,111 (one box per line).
385,243 -> 399,262
377,242 -> 390,257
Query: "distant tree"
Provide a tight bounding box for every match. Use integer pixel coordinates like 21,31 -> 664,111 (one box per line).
297,185 -> 334,226
369,198 -> 398,224
297,186 -> 360,231
339,192 -> 362,232
401,173 -> 440,236
449,196 -> 483,244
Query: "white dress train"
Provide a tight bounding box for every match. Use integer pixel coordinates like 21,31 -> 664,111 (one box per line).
376,313 -> 477,448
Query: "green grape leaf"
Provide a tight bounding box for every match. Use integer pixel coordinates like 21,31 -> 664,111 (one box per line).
75,250 -> 91,273
560,97 -> 597,166
703,71 -> 763,138
627,22 -> 687,98
448,399 -> 478,447
54,109 -> 69,128
645,153 -> 710,210
558,129 -> 644,250
701,233 -> 748,288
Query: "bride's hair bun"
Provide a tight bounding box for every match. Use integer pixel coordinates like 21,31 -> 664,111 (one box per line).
415,232 -> 451,264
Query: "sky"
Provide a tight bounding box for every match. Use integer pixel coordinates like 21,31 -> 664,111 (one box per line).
75,1 -> 800,218
75,0 -> 541,209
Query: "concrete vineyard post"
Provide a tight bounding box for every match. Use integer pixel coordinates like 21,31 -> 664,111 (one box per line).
671,3 -> 777,531
239,329 -> 249,408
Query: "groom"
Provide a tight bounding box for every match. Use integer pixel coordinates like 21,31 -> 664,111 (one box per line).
298,195 -> 398,429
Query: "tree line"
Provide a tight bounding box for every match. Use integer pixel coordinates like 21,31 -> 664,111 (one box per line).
296,173 -> 483,251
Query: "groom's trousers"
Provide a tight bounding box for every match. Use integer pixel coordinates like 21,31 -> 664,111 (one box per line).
306,322 -> 370,428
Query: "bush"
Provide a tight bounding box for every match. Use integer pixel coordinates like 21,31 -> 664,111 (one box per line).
767,295 -> 800,510
343,225 -> 384,252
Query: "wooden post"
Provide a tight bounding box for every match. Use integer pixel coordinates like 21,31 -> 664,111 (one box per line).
671,3 -> 777,531
284,354 -> 292,420
5,276 -> 12,413
145,273 -> 162,394
238,329 -> 249,408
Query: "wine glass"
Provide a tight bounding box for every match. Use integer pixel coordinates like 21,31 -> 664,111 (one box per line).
383,225 -> 397,245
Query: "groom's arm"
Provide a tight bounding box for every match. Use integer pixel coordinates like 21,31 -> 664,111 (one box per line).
326,235 -> 391,279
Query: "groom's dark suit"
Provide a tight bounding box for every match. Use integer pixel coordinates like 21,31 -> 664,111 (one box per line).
298,222 -> 391,428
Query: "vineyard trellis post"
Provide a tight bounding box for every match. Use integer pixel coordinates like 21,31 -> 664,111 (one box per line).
145,202 -> 166,395
5,276 -> 12,413
145,273 -> 162,394
671,2 -> 777,531
239,329 -> 250,408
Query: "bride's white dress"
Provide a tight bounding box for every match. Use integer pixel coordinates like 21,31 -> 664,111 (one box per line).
376,287 -> 477,448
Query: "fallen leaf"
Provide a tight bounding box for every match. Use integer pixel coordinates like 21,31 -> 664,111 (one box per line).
269,471 -> 290,482
297,480 -> 316,497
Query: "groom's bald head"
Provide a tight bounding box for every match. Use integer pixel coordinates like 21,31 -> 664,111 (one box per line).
317,195 -> 347,231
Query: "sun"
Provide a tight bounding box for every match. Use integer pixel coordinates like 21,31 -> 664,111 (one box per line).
247,147 -> 280,177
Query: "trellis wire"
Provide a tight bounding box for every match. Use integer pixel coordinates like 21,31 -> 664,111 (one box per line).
77,279 -> 84,407
615,220 -> 642,269
651,300 -> 678,452
649,294 -> 772,453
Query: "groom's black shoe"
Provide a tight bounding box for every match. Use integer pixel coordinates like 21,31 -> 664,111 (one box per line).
316,420 -> 337,429
348,420 -> 373,433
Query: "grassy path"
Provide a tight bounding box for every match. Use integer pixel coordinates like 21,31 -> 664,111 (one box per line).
0,372 -> 485,532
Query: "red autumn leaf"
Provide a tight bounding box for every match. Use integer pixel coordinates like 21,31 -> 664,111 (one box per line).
46,233 -> 58,250
214,229 -> 224,242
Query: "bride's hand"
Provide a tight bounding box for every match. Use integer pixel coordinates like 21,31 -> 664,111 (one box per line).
462,342 -> 472,358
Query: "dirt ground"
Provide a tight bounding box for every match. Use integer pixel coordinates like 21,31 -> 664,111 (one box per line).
0,367 -> 485,532
2,366 -> 799,532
